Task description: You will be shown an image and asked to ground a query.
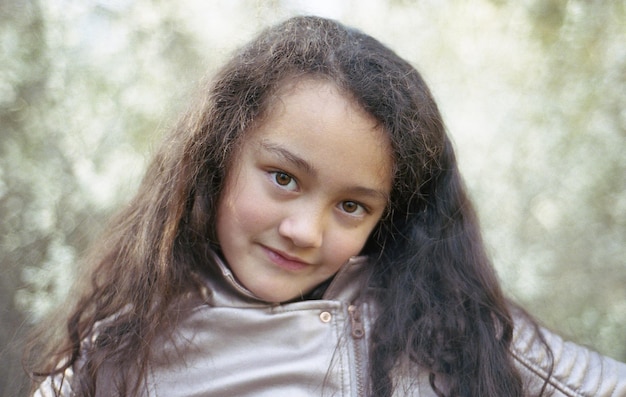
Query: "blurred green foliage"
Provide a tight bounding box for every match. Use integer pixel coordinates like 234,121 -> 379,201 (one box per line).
1,1 -> 624,395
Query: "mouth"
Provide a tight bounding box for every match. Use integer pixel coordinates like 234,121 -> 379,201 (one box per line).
261,245 -> 311,272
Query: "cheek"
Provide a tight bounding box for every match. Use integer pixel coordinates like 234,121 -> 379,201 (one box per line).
325,213 -> 385,265
232,198 -> 272,231
218,179 -> 277,236
324,229 -> 372,264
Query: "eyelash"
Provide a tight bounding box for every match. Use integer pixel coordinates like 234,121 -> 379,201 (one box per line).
268,170 -> 370,217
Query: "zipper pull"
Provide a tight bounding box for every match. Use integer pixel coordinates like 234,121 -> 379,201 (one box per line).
348,304 -> 364,339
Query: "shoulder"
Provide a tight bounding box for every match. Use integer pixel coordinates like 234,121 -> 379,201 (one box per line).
510,310 -> 626,397
31,292 -> 205,397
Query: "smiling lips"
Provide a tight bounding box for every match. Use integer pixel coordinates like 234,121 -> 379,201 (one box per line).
262,245 -> 311,271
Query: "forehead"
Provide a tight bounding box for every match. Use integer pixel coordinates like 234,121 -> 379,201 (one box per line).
263,76 -> 369,124
261,77 -> 382,139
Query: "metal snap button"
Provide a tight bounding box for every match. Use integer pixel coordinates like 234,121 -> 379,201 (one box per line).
319,311 -> 332,323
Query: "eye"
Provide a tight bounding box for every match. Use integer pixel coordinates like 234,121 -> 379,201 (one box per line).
339,200 -> 366,216
270,171 -> 298,191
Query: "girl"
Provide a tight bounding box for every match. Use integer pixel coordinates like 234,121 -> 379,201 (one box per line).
27,16 -> 625,397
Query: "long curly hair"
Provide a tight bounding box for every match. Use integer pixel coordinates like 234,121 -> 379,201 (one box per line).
26,16 -> 548,396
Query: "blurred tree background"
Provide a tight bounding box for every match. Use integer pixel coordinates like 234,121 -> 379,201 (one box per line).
1,0 -> 624,395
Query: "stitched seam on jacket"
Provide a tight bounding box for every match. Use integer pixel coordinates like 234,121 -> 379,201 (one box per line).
510,348 -> 583,397
334,309 -> 346,397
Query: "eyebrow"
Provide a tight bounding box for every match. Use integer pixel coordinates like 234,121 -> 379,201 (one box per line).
260,140 -> 317,177
259,140 -> 390,203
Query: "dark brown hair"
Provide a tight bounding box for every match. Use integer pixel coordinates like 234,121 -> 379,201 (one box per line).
26,16 -> 549,396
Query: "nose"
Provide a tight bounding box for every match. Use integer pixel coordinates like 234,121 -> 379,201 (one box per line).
278,205 -> 325,248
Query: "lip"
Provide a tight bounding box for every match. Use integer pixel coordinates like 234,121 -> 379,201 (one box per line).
261,245 -> 311,272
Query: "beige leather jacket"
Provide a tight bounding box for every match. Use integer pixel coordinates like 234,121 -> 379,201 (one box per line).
36,256 -> 626,396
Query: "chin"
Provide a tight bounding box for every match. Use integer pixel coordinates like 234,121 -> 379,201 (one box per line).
253,286 -> 308,303
259,292 -> 300,304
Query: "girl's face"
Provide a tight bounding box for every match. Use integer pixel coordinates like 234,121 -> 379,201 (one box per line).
216,79 -> 393,303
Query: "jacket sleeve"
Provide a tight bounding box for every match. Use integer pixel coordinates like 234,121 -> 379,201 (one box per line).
510,313 -> 626,397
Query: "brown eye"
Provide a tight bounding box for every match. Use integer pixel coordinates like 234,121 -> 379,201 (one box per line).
270,171 -> 298,191
275,172 -> 292,186
341,201 -> 359,213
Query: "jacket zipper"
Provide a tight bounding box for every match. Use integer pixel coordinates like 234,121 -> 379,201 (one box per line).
348,304 -> 365,339
348,304 -> 366,395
